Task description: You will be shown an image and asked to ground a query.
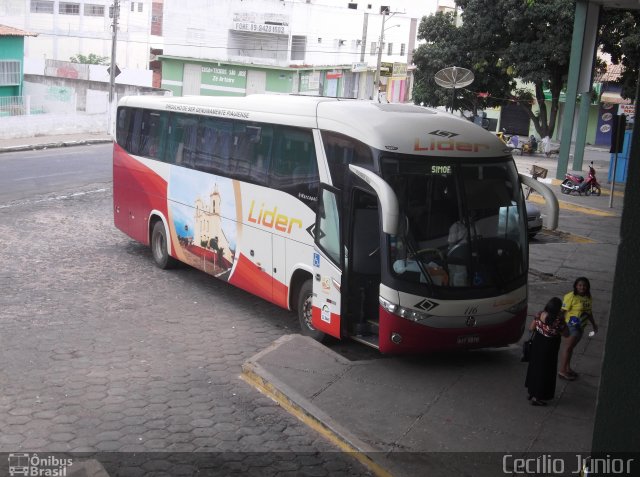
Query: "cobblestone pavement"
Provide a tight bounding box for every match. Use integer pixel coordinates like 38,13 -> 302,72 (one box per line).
0,185 -> 371,476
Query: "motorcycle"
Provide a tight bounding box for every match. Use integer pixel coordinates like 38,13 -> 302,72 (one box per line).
560,162 -> 601,196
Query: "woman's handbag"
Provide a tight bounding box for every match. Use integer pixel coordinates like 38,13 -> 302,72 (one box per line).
521,331 -> 535,362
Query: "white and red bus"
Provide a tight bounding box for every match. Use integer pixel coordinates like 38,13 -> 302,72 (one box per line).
113,94 -> 557,353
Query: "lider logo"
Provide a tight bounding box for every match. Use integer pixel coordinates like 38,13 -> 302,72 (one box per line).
415,138 -> 490,153
247,200 -> 303,234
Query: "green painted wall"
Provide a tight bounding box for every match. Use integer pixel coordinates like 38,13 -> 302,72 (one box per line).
200,65 -> 246,96
161,59 -> 183,96
0,36 -> 25,60
265,70 -> 294,93
586,104 -> 599,145
160,57 -> 352,98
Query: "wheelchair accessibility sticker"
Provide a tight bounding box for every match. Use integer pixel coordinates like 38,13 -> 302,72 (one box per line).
313,252 -> 320,267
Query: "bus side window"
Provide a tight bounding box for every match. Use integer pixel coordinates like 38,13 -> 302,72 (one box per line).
138,111 -> 168,161
212,120 -> 233,171
194,120 -> 218,173
166,114 -> 196,166
248,124 -> 273,186
269,127 -> 318,202
116,107 -> 132,149
321,131 -> 373,190
128,108 -> 144,155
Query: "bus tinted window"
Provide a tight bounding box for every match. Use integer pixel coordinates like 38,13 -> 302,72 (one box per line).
270,127 -> 319,202
120,108 -> 168,161
321,131 -> 374,189
116,107 -> 132,149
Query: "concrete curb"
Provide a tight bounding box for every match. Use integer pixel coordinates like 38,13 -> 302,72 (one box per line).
241,335 -> 394,477
0,138 -> 113,154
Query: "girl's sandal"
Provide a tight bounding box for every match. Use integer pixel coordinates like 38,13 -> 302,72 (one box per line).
558,372 -> 576,381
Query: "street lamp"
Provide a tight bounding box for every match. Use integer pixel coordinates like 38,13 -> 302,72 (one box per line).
374,8 -> 400,101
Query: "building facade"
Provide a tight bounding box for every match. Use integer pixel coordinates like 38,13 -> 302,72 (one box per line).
0,0 -> 163,71
0,24 -> 36,99
160,0 -> 429,101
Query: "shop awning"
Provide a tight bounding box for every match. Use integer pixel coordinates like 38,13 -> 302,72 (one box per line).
600,91 -> 631,104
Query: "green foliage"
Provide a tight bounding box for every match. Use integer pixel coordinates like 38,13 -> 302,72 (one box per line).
412,0 -> 575,138
69,53 -> 110,65
598,9 -> 639,101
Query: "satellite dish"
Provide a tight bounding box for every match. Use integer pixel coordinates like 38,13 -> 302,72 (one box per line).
434,67 -> 475,112
435,66 -> 474,89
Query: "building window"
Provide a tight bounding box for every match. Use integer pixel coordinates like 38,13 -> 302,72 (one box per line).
0,61 -> 21,86
370,42 -> 376,55
380,5 -> 389,14
131,2 -> 135,11
138,2 -> 143,12
59,2 -> 80,15
400,43 -> 405,56
387,42 -> 393,55
30,0 -> 54,13
84,4 -> 104,16
291,35 -> 307,61
348,2 -> 357,8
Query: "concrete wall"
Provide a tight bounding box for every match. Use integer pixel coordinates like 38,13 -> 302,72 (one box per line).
24,75 -> 165,111
0,112 -> 108,140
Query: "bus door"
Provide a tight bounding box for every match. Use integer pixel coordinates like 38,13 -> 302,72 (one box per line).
311,184 -> 343,338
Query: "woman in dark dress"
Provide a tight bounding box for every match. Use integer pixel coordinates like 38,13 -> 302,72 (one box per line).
525,297 -> 568,406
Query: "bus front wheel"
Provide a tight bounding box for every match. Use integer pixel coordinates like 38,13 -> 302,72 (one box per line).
151,221 -> 178,269
297,279 -> 325,342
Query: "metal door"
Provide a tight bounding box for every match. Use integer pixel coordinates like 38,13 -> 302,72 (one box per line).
311,185 -> 342,338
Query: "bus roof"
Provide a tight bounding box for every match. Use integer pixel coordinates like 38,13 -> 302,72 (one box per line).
118,94 -> 509,157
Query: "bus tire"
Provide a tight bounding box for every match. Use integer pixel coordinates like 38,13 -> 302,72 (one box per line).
297,279 -> 325,342
151,221 -> 178,269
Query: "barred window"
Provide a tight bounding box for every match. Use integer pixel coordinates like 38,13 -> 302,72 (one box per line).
0,61 -> 21,86
400,43 -> 406,56
387,42 -> 393,55
30,0 -> 54,13
138,2 -> 143,12
84,4 -> 104,16
59,2 -> 80,15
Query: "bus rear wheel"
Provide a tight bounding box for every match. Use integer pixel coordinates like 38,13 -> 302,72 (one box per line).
151,221 -> 178,269
297,279 -> 325,342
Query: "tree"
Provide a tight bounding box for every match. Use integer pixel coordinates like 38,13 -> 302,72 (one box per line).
69,53 -> 109,65
413,0 -> 575,138
598,9 -> 640,101
412,8 -> 515,117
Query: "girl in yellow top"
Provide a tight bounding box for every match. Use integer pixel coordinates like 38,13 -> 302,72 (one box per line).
559,277 -> 598,380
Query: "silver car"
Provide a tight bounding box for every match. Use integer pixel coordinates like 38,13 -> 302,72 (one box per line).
526,201 -> 543,238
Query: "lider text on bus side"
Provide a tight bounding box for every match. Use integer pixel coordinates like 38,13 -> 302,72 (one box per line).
247,201 -> 303,234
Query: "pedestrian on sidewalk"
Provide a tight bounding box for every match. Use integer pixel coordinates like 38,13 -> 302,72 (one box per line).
525,297 -> 568,406
559,277 -> 598,381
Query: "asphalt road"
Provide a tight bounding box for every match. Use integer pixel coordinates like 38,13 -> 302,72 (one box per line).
0,146 -> 371,476
0,144 -> 113,203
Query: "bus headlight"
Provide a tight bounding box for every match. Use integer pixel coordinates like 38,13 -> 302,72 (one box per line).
380,297 -> 432,322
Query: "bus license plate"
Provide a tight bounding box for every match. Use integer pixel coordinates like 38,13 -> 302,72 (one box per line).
457,335 -> 480,345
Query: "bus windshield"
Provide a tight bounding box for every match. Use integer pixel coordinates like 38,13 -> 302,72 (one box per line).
381,156 -> 527,292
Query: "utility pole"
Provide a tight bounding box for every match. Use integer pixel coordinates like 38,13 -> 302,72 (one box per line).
374,7 -> 388,99
108,0 -> 119,134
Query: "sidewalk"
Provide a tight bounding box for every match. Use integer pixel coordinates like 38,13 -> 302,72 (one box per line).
0,132 -> 113,153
